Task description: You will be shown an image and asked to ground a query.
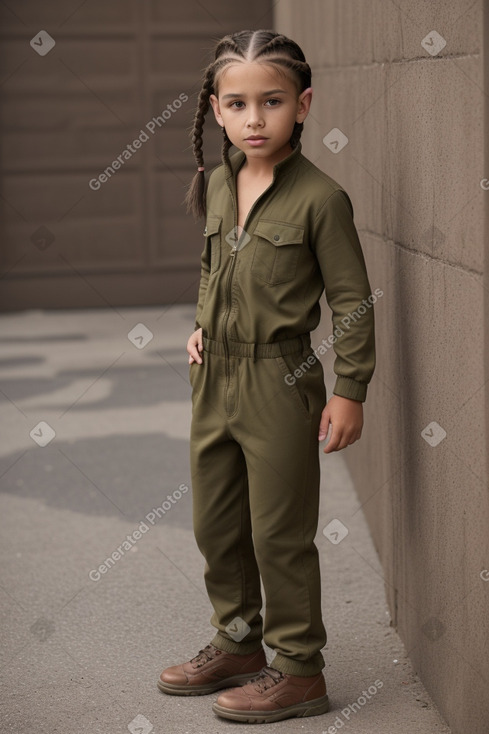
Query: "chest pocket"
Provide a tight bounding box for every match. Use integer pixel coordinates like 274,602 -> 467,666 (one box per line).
203,215 -> 222,274
251,220 -> 304,285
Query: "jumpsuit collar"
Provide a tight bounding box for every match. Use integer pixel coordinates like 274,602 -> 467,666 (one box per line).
224,141 -> 303,185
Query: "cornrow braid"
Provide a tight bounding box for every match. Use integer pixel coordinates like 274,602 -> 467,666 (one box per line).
255,33 -> 311,151
183,30 -> 312,220
260,33 -> 292,54
256,55 -> 312,150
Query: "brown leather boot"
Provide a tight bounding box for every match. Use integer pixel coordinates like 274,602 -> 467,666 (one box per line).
157,643 -> 267,696
212,665 -> 330,723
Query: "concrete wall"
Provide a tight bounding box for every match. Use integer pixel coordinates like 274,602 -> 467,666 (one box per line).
274,2 -> 488,732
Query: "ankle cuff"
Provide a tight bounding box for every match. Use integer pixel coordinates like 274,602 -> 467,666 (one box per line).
211,632 -> 264,656
270,651 -> 325,677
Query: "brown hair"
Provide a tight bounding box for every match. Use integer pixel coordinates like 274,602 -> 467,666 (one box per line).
183,29 -> 312,220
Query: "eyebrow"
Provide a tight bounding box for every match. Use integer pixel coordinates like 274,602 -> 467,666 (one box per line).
221,89 -> 288,100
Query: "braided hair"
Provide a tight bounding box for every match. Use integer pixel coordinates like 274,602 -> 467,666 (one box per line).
184,29 -> 312,220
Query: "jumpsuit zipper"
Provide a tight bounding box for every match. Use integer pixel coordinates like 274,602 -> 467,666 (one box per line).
222,172 -> 277,394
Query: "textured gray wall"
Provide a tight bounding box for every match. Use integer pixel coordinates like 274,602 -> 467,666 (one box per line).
274,2 -> 488,732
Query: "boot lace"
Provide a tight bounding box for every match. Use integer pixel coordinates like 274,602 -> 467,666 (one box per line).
190,644 -> 220,668
248,666 -> 285,692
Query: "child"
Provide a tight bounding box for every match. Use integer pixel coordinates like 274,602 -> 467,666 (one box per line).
158,29 -> 376,724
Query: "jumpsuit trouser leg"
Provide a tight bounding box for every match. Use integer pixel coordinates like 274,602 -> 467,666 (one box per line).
189,336 -> 327,677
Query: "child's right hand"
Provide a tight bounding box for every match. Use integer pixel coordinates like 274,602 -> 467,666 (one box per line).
187,328 -> 203,364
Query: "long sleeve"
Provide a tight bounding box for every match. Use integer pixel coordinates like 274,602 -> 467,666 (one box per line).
194,175 -> 211,331
312,189 -> 376,402
194,237 -> 210,331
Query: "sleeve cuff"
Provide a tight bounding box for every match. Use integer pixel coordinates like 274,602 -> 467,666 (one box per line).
333,375 -> 368,402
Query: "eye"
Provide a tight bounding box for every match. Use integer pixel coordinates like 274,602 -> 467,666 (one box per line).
228,98 -> 282,109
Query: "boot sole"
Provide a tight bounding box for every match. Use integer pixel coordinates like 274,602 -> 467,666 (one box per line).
157,670 -> 263,696
212,693 -> 330,723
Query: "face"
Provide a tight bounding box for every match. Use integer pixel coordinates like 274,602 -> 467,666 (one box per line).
209,61 -> 312,163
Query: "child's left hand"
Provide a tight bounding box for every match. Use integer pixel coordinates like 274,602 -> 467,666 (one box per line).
318,395 -> 363,453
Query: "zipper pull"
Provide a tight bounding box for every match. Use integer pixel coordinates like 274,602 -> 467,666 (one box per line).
228,224 -> 240,255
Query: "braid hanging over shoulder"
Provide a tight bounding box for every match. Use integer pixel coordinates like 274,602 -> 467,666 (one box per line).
183,29 -> 312,220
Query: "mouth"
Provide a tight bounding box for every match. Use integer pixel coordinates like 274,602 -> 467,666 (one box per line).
245,136 -> 268,141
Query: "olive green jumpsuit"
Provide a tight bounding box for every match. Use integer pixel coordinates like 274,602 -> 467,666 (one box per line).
189,141 -> 376,677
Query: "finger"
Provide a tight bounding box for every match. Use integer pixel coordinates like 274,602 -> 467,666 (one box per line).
196,332 -> 204,360
323,426 -> 341,453
318,413 -> 330,441
188,345 -> 202,364
337,429 -> 354,450
341,430 -> 359,449
347,428 -> 362,445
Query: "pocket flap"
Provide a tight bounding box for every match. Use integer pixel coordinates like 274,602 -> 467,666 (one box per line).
203,215 -> 222,237
254,220 -> 304,246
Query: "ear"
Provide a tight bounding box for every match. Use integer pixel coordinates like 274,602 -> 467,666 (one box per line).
209,94 -> 224,127
296,87 -> 313,124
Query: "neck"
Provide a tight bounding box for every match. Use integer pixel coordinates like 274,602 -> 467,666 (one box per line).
241,142 -> 294,177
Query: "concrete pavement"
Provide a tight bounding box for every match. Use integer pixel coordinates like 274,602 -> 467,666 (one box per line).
0,305 -> 451,733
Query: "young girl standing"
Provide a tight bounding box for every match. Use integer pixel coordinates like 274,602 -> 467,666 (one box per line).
158,29 -> 376,724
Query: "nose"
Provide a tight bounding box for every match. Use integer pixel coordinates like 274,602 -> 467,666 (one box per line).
245,104 -> 264,128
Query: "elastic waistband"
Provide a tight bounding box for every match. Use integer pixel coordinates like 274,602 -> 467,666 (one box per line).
202,334 -> 311,359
